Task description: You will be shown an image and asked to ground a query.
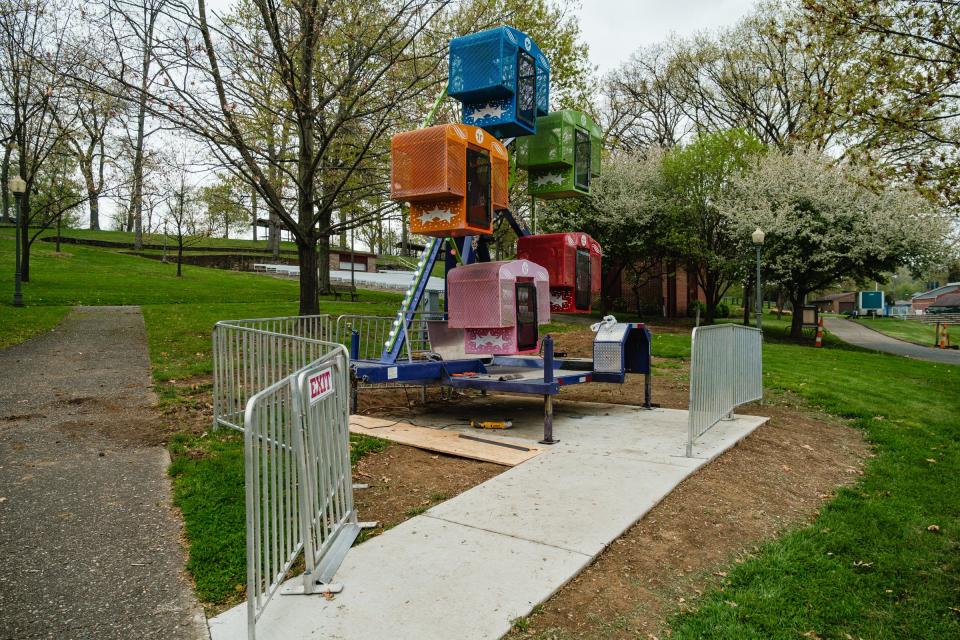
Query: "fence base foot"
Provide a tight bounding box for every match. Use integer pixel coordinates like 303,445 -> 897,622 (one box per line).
280,582 -> 344,596
352,483 -> 369,490
358,520 -> 379,529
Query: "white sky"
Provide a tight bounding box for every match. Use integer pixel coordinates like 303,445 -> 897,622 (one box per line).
576,0 -> 759,74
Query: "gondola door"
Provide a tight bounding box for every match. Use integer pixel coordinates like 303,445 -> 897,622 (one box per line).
466,147 -> 492,229
515,282 -> 538,351
575,248 -> 591,310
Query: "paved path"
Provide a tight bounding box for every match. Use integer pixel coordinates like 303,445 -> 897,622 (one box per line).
0,307 -> 208,640
824,317 -> 960,366
209,397 -> 766,640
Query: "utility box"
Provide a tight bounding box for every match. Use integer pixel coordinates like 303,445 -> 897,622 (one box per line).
390,124 -> 509,237
447,26 -> 550,139
514,110 -> 602,199
592,322 -> 652,383
447,260 -> 551,355
516,232 -> 602,313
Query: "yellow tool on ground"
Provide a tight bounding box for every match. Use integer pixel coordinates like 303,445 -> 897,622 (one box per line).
471,419 -> 513,430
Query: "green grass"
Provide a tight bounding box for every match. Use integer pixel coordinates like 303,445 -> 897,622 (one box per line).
854,316 -> 938,348
664,334 -> 960,638
0,304 -> 70,348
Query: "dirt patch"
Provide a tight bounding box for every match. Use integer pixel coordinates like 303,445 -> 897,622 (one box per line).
504,403 -> 869,639
49,396 -> 179,448
353,445 -> 503,537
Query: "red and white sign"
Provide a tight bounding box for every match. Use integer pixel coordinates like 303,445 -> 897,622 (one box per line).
307,368 -> 335,405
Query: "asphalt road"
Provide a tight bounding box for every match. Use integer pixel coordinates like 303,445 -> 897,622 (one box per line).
823,316 -> 960,366
0,306 -> 208,640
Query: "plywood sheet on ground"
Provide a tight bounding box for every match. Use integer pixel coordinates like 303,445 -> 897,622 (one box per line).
349,415 -> 541,466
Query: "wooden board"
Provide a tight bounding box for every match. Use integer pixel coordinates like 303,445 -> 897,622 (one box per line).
349,415 -> 542,467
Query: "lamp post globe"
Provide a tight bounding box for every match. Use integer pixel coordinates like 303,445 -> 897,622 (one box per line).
9,175 -> 26,307
751,227 -> 764,330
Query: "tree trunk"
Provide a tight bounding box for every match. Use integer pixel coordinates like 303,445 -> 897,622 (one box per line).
268,213 -> 280,258
56,215 -> 61,252
790,293 -> 805,338
1,146 -> 10,224
742,277 -> 753,326
297,239 -> 320,315
88,191 -> 100,230
251,188 -> 258,242
401,206 -> 409,256
177,241 -> 183,277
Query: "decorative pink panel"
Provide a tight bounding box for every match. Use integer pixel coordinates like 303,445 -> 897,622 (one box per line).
464,327 -> 519,355
448,260 -> 551,329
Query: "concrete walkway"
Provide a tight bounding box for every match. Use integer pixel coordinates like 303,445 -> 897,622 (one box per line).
209,396 -> 767,640
0,307 -> 208,640
824,317 -> 960,366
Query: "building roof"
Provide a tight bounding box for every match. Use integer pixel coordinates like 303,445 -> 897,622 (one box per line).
930,293 -> 960,308
810,292 -> 855,302
912,282 -> 960,300
330,247 -> 377,258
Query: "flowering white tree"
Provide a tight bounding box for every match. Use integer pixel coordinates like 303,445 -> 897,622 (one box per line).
719,147 -> 949,337
541,149 -> 672,314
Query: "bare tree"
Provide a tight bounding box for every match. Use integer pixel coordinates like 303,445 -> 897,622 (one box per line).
0,0 -> 83,280
103,0 -> 169,247
160,150 -> 210,276
119,0 -> 453,313
603,42 -> 689,151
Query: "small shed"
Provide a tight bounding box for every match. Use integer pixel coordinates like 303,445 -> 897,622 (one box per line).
514,110 -> 602,199
391,124 -> 509,238
516,232 -> 602,313
810,291 -> 856,314
447,260 -> 551,355
447,26 -> 550,138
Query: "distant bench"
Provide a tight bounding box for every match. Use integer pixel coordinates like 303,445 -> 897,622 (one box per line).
329,285 -> 359,301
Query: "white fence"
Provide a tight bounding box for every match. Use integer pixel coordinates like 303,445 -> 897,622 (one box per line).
243,346 -> 367,640
686,324 -> 763,456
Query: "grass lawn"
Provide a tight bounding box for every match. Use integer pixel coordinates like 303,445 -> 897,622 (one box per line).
0,304 -> 71,349
854,316 -> 939,348
664,326 -> 960,639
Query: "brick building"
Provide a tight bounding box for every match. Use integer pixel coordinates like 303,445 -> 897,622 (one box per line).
911,283 -> 960,314
603,260 -> 703,318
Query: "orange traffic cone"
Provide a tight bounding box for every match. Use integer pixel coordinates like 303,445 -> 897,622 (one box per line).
815,317 -> 823,348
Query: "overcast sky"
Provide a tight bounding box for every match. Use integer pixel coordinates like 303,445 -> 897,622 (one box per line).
576,0 -> 759,75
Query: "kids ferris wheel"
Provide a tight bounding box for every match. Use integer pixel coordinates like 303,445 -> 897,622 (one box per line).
350,26 -> 652,444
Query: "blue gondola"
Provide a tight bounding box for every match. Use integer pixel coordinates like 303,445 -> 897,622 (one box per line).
447,26 -> 550,138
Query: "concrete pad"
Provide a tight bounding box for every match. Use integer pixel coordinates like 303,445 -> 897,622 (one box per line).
209,515 -> 590,640
426,450 -> 692,556
210,398 -> 769,640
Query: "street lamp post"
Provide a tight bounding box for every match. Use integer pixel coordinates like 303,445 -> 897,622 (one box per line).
751,227 -> 765,331
9,175 -> 26,307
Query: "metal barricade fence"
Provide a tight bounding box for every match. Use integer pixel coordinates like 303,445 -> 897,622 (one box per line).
244,346 -> 366,640
686,324 -> 762,457
332,311 -> 437,362
213,315 -> 333,431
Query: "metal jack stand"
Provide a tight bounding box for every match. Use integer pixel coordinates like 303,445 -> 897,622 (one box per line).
539,336 -> 559,445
